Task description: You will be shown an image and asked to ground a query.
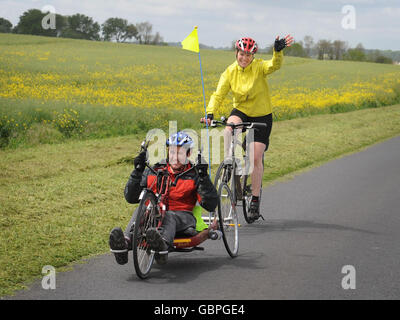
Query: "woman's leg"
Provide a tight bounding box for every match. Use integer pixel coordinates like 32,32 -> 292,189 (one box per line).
249,141 -> 266,197
224,115 -> 242,161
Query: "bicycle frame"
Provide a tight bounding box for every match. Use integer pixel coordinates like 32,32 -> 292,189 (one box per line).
211,119 -> 265,204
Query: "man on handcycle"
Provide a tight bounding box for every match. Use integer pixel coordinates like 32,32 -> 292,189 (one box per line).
109,131 -> 218,265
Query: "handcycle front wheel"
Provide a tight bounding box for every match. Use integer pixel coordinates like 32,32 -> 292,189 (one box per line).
132,190 -> 159,279
217,182 -> 239,258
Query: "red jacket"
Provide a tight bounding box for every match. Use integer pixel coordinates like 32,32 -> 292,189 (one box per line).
124,161 -> 218,213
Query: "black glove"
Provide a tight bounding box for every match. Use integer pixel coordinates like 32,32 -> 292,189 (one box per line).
133,150 -> 147,172
196,157 -> 209,178
274,37 -> 287,52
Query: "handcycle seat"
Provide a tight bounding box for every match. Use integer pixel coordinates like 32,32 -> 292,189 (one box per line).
173,227 -> 208,249
172,220 -> 219,249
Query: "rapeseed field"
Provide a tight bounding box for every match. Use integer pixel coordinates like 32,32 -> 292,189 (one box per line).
1,33 -> 400,148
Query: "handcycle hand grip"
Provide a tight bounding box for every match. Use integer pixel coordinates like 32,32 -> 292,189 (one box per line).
136,140 -> 151,172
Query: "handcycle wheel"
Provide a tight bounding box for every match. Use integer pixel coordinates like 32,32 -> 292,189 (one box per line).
132,190 -> 160,279
217,182 -> 239,258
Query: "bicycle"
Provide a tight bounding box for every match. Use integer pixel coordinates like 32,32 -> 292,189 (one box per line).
207,117 -> 267,224
131,140 -> 239,279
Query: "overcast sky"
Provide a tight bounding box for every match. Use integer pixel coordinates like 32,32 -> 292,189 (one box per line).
1,0 -> 399,50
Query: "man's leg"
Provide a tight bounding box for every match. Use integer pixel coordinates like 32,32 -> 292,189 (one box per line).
156,211 -> 177,247
146,211 -> 178,265
109,208 -> 140,265
175,211 -> 197,237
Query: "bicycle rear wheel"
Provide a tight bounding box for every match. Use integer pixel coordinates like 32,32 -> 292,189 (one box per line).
217,183 -> 239,258
132,190 -> 159,279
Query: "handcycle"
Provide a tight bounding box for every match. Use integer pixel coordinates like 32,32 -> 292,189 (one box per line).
203,116 -> 267,224
132,141 -> 239,279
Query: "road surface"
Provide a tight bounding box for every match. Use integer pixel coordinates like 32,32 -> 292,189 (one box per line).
7,136 -> 400,300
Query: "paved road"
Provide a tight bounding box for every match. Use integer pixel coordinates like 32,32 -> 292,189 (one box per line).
7,136 -> 400,300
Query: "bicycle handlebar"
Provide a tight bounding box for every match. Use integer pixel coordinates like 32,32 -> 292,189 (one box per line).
200,116 -> 267,130
210,120 -> 267,130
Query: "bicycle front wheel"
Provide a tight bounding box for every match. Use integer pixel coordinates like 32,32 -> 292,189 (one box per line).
132,190 -> 159,279
214,161 -> 228,191
214,161 -> 237,202
217,183 -> 239,258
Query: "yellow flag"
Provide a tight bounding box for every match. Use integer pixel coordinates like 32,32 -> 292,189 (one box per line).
181,26 -> 199,53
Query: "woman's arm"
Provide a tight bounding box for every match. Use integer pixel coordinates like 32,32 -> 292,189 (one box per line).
263,35 -> 293,76
206,68 -> 231,115
262,49 -> 283,76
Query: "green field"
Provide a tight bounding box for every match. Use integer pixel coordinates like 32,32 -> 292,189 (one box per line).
1,34 -> 400,297
1,33 -> 400,149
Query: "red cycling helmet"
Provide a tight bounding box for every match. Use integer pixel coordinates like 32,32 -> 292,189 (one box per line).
235,37 -> 258,54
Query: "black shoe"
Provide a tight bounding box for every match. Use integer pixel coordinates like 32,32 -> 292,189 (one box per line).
249,199 -> 261,222
146,228 -> 169,265
109,227 -> 128,265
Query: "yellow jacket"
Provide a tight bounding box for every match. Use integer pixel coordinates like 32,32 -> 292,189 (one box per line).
207,49 -> 283,117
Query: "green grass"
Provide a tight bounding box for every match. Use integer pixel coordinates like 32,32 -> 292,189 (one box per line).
1,104 -> 400,297
0,97 -> 203,149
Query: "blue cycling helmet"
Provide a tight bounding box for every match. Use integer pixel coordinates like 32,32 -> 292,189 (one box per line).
166,131 -> 194,149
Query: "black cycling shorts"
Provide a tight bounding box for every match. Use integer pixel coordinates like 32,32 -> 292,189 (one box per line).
229,108 -> 273,151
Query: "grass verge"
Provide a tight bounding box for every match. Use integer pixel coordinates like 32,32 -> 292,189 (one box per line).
1,104 -> 400,296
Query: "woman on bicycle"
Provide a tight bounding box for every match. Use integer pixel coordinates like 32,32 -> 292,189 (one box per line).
202,35 -> 293,221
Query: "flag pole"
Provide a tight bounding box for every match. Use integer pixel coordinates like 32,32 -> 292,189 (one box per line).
197,49 -> 211,179
181,26 -> 211,179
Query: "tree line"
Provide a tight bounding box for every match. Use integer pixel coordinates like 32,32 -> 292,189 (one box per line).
0,9 -> 165,45
262,35 -> 394,64
0,10 -> 396,63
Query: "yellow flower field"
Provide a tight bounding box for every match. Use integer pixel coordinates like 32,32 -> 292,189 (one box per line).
1,33 -> 400,148
1,34 -> 400,117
